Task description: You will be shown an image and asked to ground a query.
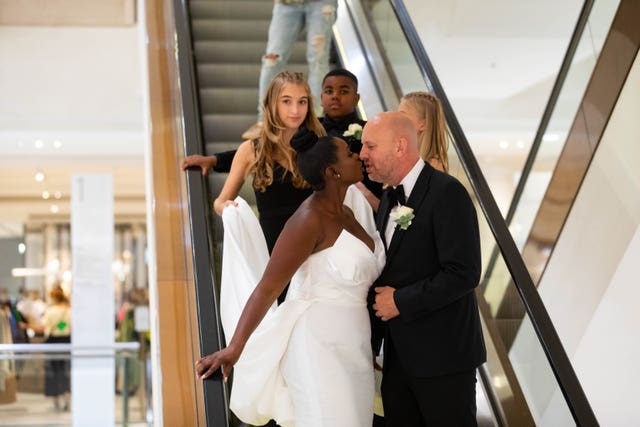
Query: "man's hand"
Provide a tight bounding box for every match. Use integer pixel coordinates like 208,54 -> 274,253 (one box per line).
372,286 -> 400,321
181,154 -> 217,175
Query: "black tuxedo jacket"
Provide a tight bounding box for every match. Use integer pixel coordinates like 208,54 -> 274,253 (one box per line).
369,162 -> 486,378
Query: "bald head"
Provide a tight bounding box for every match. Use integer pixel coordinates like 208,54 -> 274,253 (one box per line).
360,111 -> 421,186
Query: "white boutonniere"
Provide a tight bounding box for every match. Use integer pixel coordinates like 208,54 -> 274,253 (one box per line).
390,205 -> 414,230
343,123 -> 363,141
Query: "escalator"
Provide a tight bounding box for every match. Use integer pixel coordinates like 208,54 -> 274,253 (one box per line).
165,0 -> 640,425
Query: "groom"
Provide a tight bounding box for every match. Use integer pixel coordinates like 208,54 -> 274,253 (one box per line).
360,112 -> 486,426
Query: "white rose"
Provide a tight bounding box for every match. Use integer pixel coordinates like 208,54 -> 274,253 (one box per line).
343,123 -> 363,137
390,205 -> 415,230
390,205 -> 413,220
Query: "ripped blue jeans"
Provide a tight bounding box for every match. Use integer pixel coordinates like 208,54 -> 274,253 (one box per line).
257,0 -> 338,119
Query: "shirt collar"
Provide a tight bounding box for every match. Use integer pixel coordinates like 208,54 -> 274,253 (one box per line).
396,159 -> 424,200
321,112 -> 362,136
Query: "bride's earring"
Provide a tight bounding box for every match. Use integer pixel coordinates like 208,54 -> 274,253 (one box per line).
335,173 -> 341,179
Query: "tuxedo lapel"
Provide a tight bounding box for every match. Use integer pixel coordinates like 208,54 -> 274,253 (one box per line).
386,163 -> 434,261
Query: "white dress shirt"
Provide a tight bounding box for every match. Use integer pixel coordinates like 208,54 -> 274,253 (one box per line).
384,159 -> 424,248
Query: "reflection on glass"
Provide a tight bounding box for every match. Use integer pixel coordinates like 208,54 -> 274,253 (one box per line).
509,0 -> 621,252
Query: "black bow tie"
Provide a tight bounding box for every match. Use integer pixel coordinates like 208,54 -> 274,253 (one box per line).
387,184 -> 406,207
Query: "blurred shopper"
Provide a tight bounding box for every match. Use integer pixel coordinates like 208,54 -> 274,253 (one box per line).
32,286 -> 71,411
241,0 -> 338,140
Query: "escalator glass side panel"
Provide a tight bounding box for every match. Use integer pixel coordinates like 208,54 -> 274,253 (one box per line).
508,0 -> 620,252
532,51 -> 640,425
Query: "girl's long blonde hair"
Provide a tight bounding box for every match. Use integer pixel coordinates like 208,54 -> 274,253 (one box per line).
251,71 -> 326,192
401,91 -> 450,173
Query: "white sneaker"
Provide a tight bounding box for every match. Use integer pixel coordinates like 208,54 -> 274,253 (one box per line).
242,122 -> 263,140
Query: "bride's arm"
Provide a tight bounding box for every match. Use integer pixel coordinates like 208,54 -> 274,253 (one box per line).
196,209 -> 322,381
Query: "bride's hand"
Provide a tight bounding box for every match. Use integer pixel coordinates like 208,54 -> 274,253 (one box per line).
213,198 -> 239,216
195,346 -> 240,382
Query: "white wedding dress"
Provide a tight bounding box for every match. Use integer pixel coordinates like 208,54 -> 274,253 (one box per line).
220,186 -> 385,427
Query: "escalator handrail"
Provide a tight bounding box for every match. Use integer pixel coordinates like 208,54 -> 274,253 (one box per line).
389,1 -> 598,425
173,0 -> 230,424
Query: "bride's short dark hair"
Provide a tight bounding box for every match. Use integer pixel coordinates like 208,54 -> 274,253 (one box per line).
291,127 -> 338,191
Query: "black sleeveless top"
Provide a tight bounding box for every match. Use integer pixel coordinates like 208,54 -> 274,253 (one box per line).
254,163 -> 312,254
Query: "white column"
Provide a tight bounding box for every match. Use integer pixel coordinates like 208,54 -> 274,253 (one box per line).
71,174 -> 115,427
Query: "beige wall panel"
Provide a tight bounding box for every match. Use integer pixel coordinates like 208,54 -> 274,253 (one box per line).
0,0 -> 135,26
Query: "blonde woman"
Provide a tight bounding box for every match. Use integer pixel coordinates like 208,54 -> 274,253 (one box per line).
398,91 -> 450,173
185,71 -> 325,303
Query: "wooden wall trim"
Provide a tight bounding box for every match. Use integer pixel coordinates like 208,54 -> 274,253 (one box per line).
143,0 -> 205,425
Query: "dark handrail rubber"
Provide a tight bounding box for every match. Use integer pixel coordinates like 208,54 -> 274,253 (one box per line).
174,0 -> 230,424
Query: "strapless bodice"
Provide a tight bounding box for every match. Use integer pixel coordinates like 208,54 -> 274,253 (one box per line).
286,229 -> 385,306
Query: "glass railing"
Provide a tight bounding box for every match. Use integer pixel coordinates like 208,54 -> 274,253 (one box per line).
478,0 -> 620,320
355,0 -> 597,424
482,0 -> 623,338
0,342 -> 150,426
507,0 -> 620,252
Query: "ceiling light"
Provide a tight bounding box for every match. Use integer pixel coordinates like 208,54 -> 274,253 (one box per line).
42,191 -> 50,199
35,171 -> 46,182
54,191 -> 62,199
499,140 -> 509,149
18,243 -> 26,254
53,140 -> 62,149
50,204 -> 59,214
34,140 -> 44,149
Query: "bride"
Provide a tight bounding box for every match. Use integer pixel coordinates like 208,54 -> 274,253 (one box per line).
195,128 -> 385,426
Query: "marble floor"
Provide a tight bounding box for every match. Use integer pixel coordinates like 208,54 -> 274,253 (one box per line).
0,392 -> 150,427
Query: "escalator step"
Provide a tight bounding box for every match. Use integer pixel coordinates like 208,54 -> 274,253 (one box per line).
202,114 -> 257,142
194,40 -> 308,64
200,88 -> 259,114
191,19 -> 272,42
204,142 -> 241,155
196,63 -> 307,88
190,0 -> 273,21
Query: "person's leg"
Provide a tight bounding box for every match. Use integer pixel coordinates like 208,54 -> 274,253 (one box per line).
304,0 -> 337,114
257,3 -> 304,120
411,369 -> 478,427
380,344 -> 424,427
